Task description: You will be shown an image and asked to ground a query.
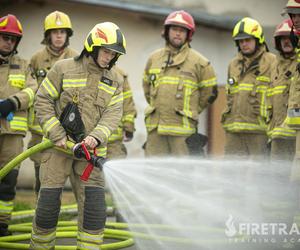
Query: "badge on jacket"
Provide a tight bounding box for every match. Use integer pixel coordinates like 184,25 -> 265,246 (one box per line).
101,76 -> 113,86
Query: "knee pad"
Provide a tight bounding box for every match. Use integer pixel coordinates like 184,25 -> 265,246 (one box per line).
83,186 -> 106,230
35,188 -> 62,229
0,169 -> 19,201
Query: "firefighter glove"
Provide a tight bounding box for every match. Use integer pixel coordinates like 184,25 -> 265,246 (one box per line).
0,99 -> 15,118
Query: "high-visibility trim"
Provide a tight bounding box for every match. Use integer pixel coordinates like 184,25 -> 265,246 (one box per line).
108,127 -> 123,142
77,231 -> 103,250
0,200 -> 13,214
223,122 -> 266,132
256,85 -> 267,93
98,82 -> 116,95
256,76 -> 270,82
29,124 -> 43,134
94,125 -> 111,140
268,127 -> 296,138
157,124 -> 195,135
258,86 -> 267,118
122,114 -> 135,123
285,116 -> 300,126
145,123 -> 158,131
228,83 -> 254,93
9,74 -> 25,88
95,146 -> 107,157
148,68 -> 161,74
10,116 -> 28,131
183,88 -> 192,128
199,77 -> 217,88
269,85 -> 287,96
30,229 -> 56,249
41,77 -> 59,99
108,92 -> 123,106
62,78 -> 87,88
22,87 -> 35,106
42,116 -> 60,135
123,90 -> 133,100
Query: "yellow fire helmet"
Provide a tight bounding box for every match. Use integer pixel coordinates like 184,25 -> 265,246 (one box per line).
44,10 -> 73,36
232,17 -> 265,44
84,22 -> 126,55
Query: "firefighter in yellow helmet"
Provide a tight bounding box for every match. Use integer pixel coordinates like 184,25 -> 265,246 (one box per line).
0,14 -> 37,237
28,11 -> 78,196
30,22 -> 126,249
222,17 -> 276,159
143,10 -> 217,157
268,19 -> 297,163
106,67 -> 137,160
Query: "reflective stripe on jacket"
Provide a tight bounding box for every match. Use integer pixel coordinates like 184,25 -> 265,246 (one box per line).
108,67 -> 136,143
267,54 -> 296,139
222,45 -> 276,134
0,54 -> 37,136
28,46 -> 78,135
35,56 -> 123,148
143,43 -> 217,136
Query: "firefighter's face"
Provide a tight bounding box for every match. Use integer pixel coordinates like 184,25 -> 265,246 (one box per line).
168,25 -> 188,48
97,47 -> 116,68
238,37 -> 256,55
291,14 -> 300,32
0,33 -> 17,54
50,29 -> 67,49
280,36 -> 294,54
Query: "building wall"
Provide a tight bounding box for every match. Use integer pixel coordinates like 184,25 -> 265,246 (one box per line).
1,1 -> 286,186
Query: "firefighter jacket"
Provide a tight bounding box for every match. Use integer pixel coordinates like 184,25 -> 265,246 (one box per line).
108,67 -> 136,143
143,43 -> 217,136
222,45 -> 276,134
267,53 -> 297,140
0,54 -> 37,136
34,55 -> 124,150
29,46 -> 78,135
286,48 -> 300,129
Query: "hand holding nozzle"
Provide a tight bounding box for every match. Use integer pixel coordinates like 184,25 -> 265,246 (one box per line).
72,143 -> 106,181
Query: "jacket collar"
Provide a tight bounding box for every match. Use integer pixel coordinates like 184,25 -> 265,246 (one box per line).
163,42 -> 190,67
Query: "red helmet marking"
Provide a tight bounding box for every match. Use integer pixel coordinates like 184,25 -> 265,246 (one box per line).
96,28 -> 108,42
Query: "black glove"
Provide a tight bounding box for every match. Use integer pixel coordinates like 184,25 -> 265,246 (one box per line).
0,99 -> 15,118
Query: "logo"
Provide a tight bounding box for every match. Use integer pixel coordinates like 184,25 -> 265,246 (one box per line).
96,28 -> 108,43
225,214 -> 237,237
55,13 -> 62,26
69,112 -> 75,122
251,24 -> 258,33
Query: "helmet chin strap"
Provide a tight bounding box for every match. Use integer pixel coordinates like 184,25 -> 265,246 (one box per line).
0,49 -> 13,57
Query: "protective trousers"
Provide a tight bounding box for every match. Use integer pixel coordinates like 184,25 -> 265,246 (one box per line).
145,129 -> 189,157
224,132 -> 268,160
270,138 -> 295,163
30,151 -> 106,250
0,134 -> 23,225
28,133 -> 43,195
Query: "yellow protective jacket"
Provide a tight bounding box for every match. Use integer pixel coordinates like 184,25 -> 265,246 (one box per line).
29,46 -> 78,135
0,54 -> 37,136
267,53 -> 297,139
222,45 -> 276,133
286,48 -> 300,128
108,67 -> 136,143
34,55 -> 124,155
143,43 -> 217,136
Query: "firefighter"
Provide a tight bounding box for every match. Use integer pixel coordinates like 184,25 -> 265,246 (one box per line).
268,19 -> 297,162
0,14 -> 37,236
222,17 -> 276,159
29,22 -> 125,249
143,10 -> 218,156
29,11 -> 78,196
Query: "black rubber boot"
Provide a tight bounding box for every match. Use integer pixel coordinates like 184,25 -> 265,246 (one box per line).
0,223 -> 11,237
